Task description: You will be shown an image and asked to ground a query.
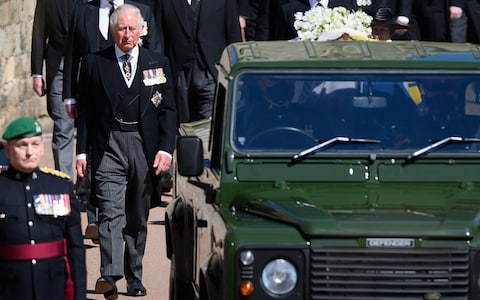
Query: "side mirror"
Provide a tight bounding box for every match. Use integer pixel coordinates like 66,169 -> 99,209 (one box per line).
176,136 -> 204,177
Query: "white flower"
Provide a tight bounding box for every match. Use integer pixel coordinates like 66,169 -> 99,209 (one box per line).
138,22 -> 148,47
141,21 -> 148,37
294,6 -> 373,41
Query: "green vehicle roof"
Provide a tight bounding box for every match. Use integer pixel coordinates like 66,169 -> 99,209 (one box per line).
219,40 -> 480,73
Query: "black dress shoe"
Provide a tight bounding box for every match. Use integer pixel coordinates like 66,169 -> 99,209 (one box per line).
95,276 -> 118,300
127,279 -> 147,296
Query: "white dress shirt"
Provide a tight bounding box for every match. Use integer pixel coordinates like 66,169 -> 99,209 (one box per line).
310,0 -> 329,8
115,44 -> 138,87
99,0 -> 125,39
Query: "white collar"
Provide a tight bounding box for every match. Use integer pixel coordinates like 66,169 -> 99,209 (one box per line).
310,0 -> 328,8
115,45 -> 139,61
100,0 -> 125,8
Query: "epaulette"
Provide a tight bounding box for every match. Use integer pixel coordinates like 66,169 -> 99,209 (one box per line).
40,167 -> 71,180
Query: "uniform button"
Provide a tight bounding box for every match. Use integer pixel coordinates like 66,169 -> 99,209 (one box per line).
0,213 -> 5,219
30,240 -> 35,245
32,259 -> 37,264
27,203 -> 32,208
26,185 -> 30,191
28,221 -> 33,227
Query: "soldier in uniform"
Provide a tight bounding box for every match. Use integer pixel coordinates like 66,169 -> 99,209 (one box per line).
0,117 -> 86,300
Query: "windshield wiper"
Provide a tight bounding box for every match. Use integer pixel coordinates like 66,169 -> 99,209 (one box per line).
291,137 -> 380,164
403,136 -> 480,165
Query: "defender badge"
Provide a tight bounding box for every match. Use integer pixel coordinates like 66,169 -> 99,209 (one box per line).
366,238 -> 414,248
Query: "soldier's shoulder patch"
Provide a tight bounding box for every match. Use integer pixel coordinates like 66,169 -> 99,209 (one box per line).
40,167 -> 71,180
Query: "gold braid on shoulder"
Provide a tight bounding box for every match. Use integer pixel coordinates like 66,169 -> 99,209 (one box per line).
40,167 -> 71,180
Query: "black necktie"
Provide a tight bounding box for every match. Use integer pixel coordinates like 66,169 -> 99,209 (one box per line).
109,1 -> 115,17
122,54 -> 132,80
315,0 -> 323,7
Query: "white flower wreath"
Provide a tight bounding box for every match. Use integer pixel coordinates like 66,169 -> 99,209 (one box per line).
294,6 -> 373,41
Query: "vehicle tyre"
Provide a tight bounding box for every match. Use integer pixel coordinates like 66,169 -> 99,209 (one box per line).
169,253 -> 194,300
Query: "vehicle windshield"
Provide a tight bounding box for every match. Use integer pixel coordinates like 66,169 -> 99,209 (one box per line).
231,72 -> 480,155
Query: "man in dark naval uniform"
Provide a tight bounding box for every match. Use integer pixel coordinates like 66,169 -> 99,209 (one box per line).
0,117 -> 86,300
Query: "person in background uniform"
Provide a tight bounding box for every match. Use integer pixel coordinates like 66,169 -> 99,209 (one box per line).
155,0 -> 242,122
76,4 -> 177,298
0,117 -> 86,300
31,0 -> 78,179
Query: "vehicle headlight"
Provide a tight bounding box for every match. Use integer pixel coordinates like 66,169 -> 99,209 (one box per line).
261,258 -> 297,295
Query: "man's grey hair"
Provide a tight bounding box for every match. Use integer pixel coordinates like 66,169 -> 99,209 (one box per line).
110,4 -> 145,29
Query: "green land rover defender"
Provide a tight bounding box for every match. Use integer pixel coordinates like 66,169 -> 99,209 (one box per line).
165,40 -> 480,300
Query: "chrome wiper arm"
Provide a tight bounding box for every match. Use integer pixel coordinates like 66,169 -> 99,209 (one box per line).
403,136 -> 480,165
291,137 -> 380,164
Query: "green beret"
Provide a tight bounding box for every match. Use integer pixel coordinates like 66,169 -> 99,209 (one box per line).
2,117 -> 43,141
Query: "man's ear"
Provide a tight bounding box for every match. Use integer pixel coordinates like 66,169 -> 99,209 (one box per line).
2,142 -> 10,158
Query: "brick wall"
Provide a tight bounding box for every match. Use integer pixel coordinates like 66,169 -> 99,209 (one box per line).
0,0 -> 50,134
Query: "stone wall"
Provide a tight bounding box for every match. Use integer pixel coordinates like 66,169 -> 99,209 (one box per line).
0,0 -> 50,134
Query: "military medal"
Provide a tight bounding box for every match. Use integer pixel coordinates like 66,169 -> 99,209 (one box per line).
151,90 -> 163,107
143,68 -> 167,86
33,193 -> 71,217
357,0 -> 371,6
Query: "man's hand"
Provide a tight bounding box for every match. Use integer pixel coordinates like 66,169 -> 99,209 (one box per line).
66,103 -> 77,119
450,6 -> 463,20
33,77 -> 45,96
153,152 -> 172,175
239,16 -> 246,29
239,16 -> 247,42
76,159 -> 88,178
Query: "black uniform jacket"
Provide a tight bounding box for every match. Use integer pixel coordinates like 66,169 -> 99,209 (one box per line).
0,166 -> 86,300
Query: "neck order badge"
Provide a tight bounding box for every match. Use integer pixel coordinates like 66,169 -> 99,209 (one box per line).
122,54 -> 132,80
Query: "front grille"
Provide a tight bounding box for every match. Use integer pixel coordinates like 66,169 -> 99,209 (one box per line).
310,248 -> 469,300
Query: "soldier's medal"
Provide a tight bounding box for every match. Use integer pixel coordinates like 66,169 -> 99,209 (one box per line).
151,91 -> 163,107
357,0 -> 371,6
143,68 -> 167,86
33,193 -> 71,217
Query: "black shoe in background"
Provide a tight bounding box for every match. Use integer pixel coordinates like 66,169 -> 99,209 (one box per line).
126,279 -> 147,296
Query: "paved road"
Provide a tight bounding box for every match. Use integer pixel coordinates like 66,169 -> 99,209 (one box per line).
40,132 -> 170,300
